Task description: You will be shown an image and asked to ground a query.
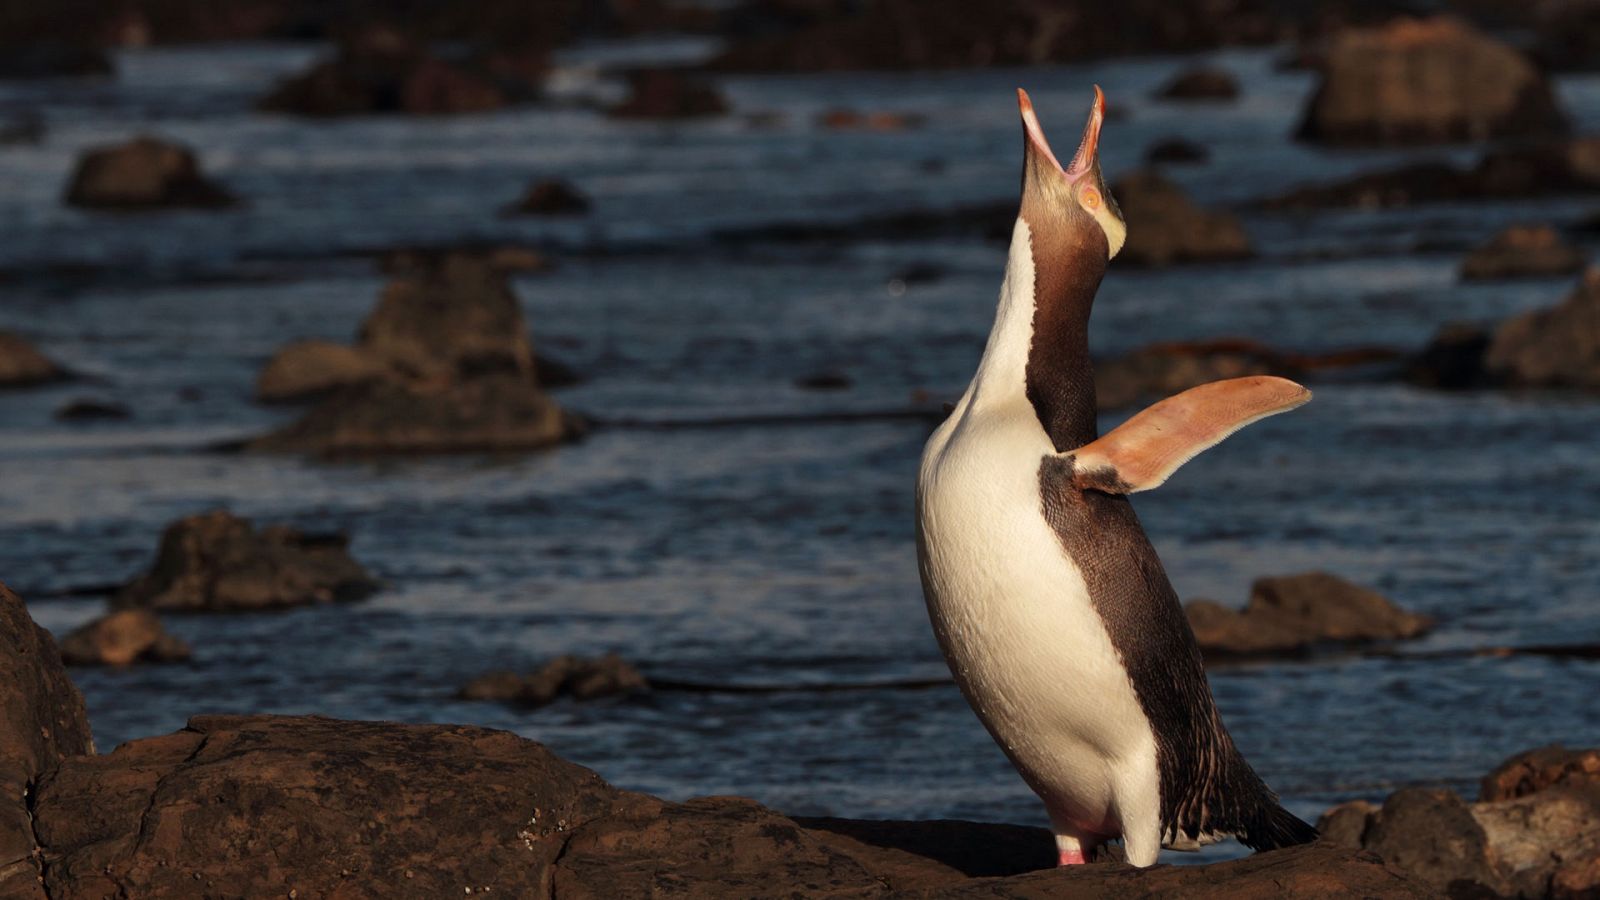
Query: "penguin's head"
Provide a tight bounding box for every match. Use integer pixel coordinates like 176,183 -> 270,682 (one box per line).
1017,87 -> 1125,261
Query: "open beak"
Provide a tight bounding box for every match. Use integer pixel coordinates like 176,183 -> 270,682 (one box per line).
1017,86 -> 1104,180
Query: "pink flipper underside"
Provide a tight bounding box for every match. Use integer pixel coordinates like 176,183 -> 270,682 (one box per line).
1057,848 -> 1088,866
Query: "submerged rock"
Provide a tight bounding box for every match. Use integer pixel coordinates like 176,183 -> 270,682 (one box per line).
1145,136 -> 1210,165
53,398 -> 131,421
63,136 -> 235,210
607,68 -> 728,119
1404,322 -> 1494,389
258,27 -> 522,116
1154,66 -> 1239,101
0,332 -> 68,388
504,177 -> 591,215
113,509 -> 381,612
1187,571 -> 1433,659
57,610 -> 189,666
1484,267 -> 1600,391
1461,224 -> 1586,281
460,654 -> 649,707
1110,170 -> 1252,267
1296,17 -> 1568,145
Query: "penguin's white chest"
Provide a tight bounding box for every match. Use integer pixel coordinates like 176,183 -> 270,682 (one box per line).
915,401 -> 1157,834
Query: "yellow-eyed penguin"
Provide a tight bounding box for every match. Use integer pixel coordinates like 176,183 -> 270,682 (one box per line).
915,87 -> 1318,867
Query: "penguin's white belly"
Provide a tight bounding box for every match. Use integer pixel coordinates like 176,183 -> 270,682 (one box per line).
916,406 -> 1157,835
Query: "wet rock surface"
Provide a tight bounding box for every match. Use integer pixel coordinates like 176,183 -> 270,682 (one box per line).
0,332 -> 68,388
1296,17 -> 1569,145
607,68 -> 729,119
1154,66 -> 1239,101
1110,170 -> 1252,267
1461,225 -> 1586,281
250,253 -> 579,454
113,509 -> 381,612
62,136 -> 235,210
460,654 -> 649,707
0,582 -> 94,897
57,610 -> 189,666
1187,571 -> 1433,659
1321,746 -> 1600,898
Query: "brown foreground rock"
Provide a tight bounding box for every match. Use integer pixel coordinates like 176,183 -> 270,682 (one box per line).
113,509 -> 381,612
1187,572 -> 1433,659
1461,225 -> 1586,281
0,332 -> 67,388
1111,170 -> 1252,267
62,136 -> 235,210
250,253 -> 579,454
57,609 -> 189,666
461,653 -> 649,707
1321,745 -> 1600,898
0,582 -> 94,897
1296,17 -> 1568,145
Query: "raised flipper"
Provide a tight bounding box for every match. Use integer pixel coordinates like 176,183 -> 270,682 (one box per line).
1067,376 -> 1310,494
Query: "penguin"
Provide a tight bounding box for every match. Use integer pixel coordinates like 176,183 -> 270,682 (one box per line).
914,87 -> 1319,868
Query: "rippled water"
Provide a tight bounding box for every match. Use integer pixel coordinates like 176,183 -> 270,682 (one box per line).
2,40 -> 1599,863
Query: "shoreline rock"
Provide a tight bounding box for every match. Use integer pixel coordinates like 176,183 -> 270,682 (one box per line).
460,654 -> 649,707
57,609 -> 189,666
1187,572 -> 1433,660
63,136 -> 236,210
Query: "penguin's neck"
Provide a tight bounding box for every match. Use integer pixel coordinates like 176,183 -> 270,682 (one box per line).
968,216 -> 1104,451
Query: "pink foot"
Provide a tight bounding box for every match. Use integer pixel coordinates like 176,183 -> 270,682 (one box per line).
1057,848 -> 1087,866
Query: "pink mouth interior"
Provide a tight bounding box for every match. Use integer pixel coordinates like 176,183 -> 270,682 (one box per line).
1017,86 -> 1104,179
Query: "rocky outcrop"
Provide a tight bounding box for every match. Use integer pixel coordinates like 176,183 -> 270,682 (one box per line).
1296,17 -> 1569,145
1154,66 -> 1238,101
250,253 -> 579,455
1483,267 -> 1600,391
0,332 -> 68,388
460,654 -> 649,707
1186,571 -> 1433,659
0,581 -> 94,898
113,509 -> 381,612
62,136 -> 235,210
1461,225 -> 1586,281
1321,746 -> 1600,898
1094,338 -> 1395,410
607,68 -> 728,119
57,610 -> 189,666
258,27 -> 532,117
1110,170 -> 1252,267
504,178 -> 591,215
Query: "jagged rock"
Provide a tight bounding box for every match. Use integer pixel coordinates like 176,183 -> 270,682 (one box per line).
63,136 -> 235,210
52,398 -> 131,421
460,654 -> 649,707
1461,225 -> 1586,281
0,332 -> 68,388
1481,745 -> 1600,802
0,582 -> 94,898
57,610 -> 189,666
1154,66 -> 1239,100
1365,789 -> 1505,895
504,178 -> 591,215
1484,267 -> 1600,391
608,68 -> 728,119
1296,17 -> 1569,145
1111,170 -> 1252,267
113,509 -> 381,612
255,340 -> 389,403
1186,571 -> 1433,659
1145,137 -> 1209,165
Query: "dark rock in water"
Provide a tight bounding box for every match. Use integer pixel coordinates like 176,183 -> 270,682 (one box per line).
0,43 -> 113,80
1144,136 -> 1210,165
1154,66 -> 1239,101
0,332 -> 68,388
795,371 -> 853,391
816,108 -> 924,131
1110,169 -> 1252,267
113,509 -> 381,612
63,136 -> 235,210
0,581 -> 94,893
1296,17 -> 1569,145
53,398 -> 131,421
1186,571 -> 1433,659
1404,322 -> 1494,389
360,253 -> 538,382
608,68 -> 728,119
1260,139 -> 1600,209
57,609 -> 190,666
20,710 -> 1427,898
258,27 -> 521,117
705,0 -> 1281,73
504,177 -> 591,216
1093,338 -> 1396,410
1533,1 -> 1600,72
255,339 -> 390,403
1461,224 -> 1586,281
1484,267 -> 1600,391
1322,747 -> 1600,898
535,353 -> 584,388
461,654 -> 649,707
0,112 -> 46,145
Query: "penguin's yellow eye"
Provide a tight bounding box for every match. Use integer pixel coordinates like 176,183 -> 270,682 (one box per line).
1081,186 -> 1101,210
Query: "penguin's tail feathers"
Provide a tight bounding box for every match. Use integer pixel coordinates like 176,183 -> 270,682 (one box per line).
1239,801 -> 1319,851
